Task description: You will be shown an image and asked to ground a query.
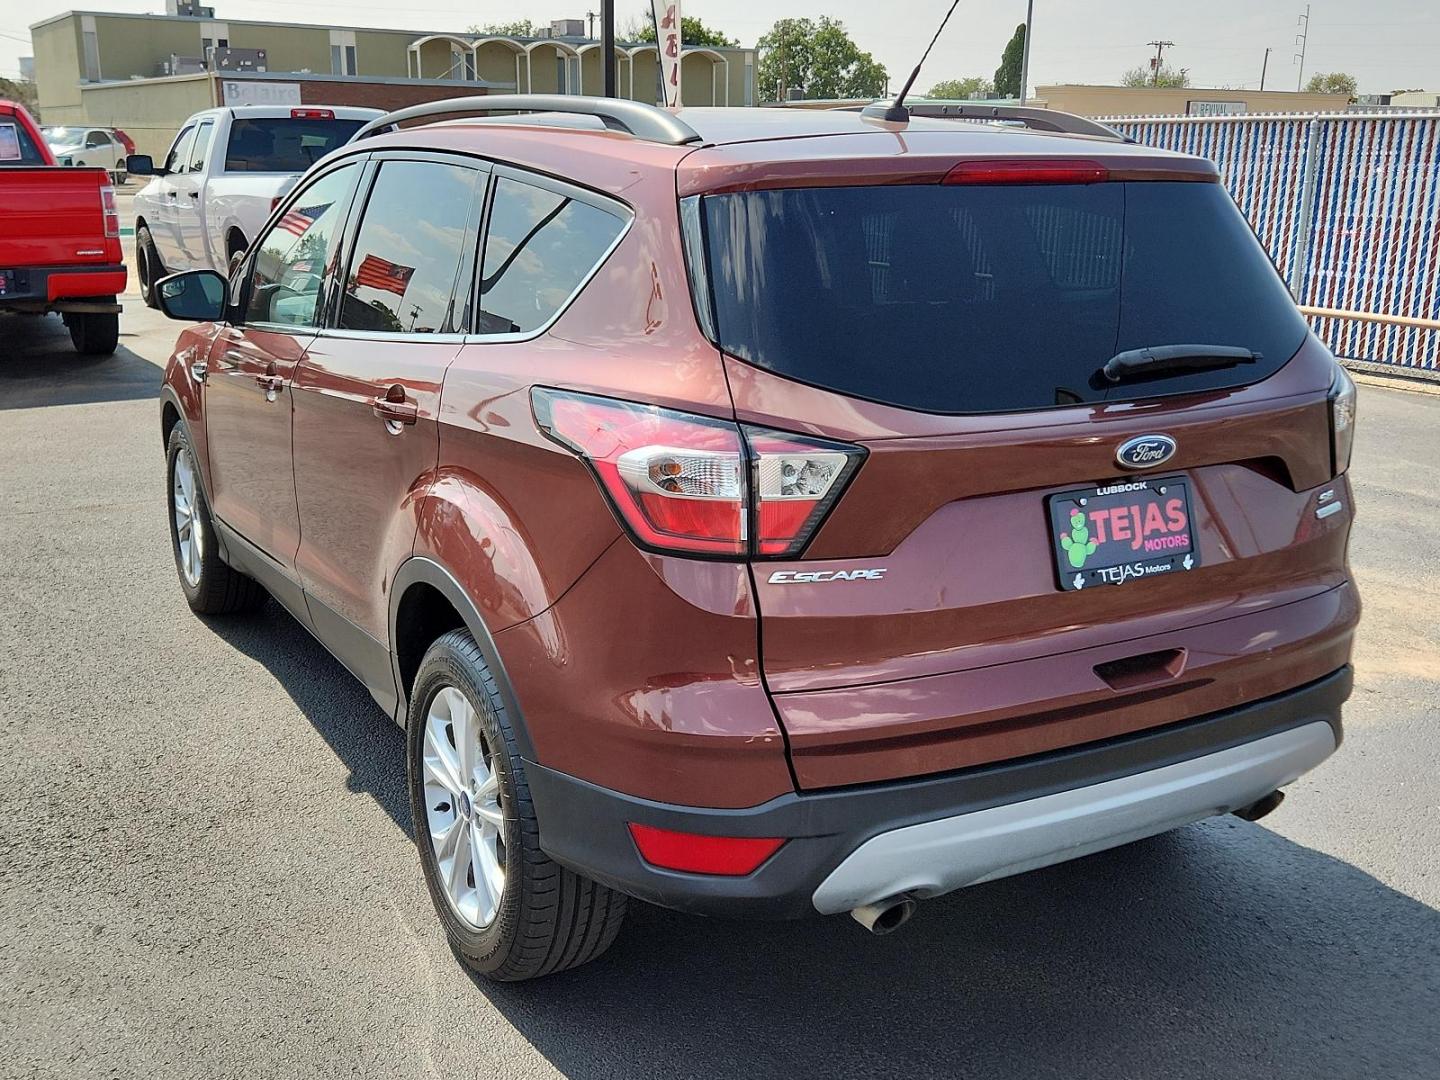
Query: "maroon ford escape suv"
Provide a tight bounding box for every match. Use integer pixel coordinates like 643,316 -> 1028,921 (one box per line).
153,96 -> 1359,981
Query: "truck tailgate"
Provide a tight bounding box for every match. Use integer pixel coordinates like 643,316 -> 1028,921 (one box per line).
0,167 -> 115,268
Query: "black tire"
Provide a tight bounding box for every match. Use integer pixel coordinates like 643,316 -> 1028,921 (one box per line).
165,425 -> 266,615
68,308 -> 119,356
408,630 -> 627,982
136,225 -> 163,309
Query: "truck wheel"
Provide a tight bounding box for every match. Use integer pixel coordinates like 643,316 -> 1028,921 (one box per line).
136,225 -> 164,309
408,630 -> 627,982
68,309 -> 120,356
166,425 -> 266,615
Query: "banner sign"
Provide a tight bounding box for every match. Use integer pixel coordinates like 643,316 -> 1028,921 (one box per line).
650,0 -> 682,107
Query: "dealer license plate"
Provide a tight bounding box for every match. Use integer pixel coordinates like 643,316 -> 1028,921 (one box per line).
1047,476 -> 1199,591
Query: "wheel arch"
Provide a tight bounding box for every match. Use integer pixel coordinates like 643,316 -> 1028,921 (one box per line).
390,556 -> 536,758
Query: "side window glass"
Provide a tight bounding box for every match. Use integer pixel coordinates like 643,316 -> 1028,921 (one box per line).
477,176 -> 626,335
243,163 -> 359,328
337,160 -> 481,334
164,125 -> 196,174
85,130 -> 108,148
188,121 -> 214,174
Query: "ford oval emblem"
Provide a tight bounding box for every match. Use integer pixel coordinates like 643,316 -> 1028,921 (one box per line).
1115,434 -> 1178,470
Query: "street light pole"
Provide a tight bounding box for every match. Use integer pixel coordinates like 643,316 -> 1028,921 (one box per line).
1018,0 -> 1033,104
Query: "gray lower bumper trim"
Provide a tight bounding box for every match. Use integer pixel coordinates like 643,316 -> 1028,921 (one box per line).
811,720 -> 1336,915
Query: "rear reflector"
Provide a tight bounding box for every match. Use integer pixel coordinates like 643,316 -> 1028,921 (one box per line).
627,823 -> 785,876
291,108 -> 335,120
943,159 -> 1110,185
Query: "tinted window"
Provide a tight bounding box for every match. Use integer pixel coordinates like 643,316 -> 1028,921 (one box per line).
224,117 -> 365,172
244,164 -> 359,327
188,121 -> 213,172
164,125 -> 196,174
0,119 -> 48,165
85,130 -> 110,148
476,176 -> 626,335
701,182 -> 1309,413
337,160 -> 481,334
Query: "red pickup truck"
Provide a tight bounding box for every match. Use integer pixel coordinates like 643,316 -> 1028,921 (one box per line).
0,100 -> 126,355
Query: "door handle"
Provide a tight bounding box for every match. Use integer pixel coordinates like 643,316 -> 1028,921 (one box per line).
255,361 -> 281,401
372,396 -> 418,432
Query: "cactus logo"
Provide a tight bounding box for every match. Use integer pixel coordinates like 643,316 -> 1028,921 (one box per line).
1059,509 -> 1098,568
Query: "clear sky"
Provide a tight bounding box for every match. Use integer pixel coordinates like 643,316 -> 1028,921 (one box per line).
2,0 -> 1436,95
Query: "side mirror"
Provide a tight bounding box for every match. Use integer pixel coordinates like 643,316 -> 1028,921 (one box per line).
126,153 -> 159,177
157,270 -> 227,322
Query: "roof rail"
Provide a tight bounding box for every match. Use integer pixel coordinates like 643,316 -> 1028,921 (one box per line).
861,100 -> 1129,141
351,94 -> 703,146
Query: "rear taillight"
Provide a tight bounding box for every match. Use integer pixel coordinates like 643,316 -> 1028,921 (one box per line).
270,195 -> 283,213
1329,364 -> 1357,477
532,388 -> 864,559
100,184 -> 119,238
747,428 -> 864,556
943,158 -> 1110,185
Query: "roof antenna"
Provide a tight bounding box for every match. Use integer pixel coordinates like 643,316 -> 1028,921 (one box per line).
864,0 -> 965,123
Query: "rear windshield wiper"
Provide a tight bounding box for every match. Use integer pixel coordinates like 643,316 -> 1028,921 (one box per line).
1100,344 -> 1260,385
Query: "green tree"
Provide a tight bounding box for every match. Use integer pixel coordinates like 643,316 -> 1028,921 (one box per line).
0,78 -> 40,118
1305,71 -> 1357,96
756,17 -> 887,102
470,19 -> 542,37
632,14 -> 738,47
1121,63 -> 1190,88
994,23 -> 1025,98
927,76 -> 994,100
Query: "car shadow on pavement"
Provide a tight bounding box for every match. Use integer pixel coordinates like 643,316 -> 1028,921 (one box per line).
200,598 -> 414,839
0,312 -> 160,410
196,598 -> 1440,1080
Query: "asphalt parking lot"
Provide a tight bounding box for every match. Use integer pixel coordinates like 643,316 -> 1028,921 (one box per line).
1,263 -> 1438,1079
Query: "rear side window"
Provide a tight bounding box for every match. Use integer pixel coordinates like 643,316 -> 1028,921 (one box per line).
337,160 -> 483,334
476,176 -> 627,335
700,181 -> 1309,413
224,117 -> 365,172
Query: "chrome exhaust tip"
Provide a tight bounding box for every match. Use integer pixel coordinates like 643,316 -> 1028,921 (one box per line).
850,897 -> 917,935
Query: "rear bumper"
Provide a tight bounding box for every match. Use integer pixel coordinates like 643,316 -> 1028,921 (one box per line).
0,264 -> 126,307
528,665 -> 1351,919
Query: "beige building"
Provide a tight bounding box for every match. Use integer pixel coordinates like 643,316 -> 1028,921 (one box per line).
31,9 -> 757,157
1032,84 -> 1351,118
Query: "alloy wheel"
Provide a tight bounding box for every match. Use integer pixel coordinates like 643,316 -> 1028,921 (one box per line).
422,686 -> 506,929
171,447 -> 203,587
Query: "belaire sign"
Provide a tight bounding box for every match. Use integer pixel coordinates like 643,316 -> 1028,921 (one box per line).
650,0 -> 682,107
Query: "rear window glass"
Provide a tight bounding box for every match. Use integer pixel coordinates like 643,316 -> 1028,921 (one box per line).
224,117 -> 364,172
700,181 -> 1309,413
0,120 -> 49,165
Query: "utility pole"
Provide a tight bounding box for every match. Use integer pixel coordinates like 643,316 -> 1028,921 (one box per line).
1260,46 -> 1270,90
600,0 -> 615,96
1146,40 -> 1174,86
586,10 -> 596,39
1018,0 -> 1034,104
1294,4 -> 1310,91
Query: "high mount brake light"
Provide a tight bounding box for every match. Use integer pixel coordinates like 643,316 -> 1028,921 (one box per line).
943,159 -> 1110,185
291,108 -> 335,120
532,389 -> 864,559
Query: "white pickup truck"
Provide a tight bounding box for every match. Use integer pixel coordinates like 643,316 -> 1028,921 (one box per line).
127,104 -> 381,306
